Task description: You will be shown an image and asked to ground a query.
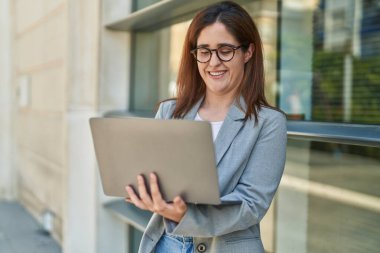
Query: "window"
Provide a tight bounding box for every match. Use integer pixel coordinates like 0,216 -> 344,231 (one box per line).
130,20 -> 190,113
277,139 -> 380,252
279,0 -> 380,124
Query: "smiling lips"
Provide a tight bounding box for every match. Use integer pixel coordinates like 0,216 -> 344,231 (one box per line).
208,70 -> 227,79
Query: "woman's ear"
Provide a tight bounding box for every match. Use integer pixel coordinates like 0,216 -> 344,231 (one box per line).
244,43 -> 255,63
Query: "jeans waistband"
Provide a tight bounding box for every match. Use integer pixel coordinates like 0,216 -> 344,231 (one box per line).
163,231 -> 193,243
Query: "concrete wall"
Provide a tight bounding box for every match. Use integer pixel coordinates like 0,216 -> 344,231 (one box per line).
9,0 -> 121,251
0,0 -> 132,251
95,0 -> 133,252
12,0 -> 68,242
8,0 -> 133,251
64,0 -> 100,251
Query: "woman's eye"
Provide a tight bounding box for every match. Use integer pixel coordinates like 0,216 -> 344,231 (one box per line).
219,48 -> 233,55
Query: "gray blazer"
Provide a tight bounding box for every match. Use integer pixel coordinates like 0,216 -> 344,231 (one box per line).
138,97 -> 287,253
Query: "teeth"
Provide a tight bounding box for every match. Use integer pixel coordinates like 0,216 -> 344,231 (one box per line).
209,71 -> 225,76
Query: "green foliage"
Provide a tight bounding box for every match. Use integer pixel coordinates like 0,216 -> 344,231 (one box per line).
352,57 -> 380,124
312,51 -> 345,122
312,51 -> 380,124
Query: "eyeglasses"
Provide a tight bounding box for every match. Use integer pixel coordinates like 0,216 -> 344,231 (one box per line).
190,45 -> 243,63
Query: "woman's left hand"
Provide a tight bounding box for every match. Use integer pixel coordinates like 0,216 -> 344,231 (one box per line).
125,172 -> 188,223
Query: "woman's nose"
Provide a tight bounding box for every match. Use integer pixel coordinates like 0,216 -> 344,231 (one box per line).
208,51 -> 222,66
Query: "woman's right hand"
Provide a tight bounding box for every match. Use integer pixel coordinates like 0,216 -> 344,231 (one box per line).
125,173 -> 188,223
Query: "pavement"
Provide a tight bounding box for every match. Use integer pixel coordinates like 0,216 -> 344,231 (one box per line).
0,201 -> 61,253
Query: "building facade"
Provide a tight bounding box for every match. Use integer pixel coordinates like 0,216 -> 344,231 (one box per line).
0,0 -> 379,252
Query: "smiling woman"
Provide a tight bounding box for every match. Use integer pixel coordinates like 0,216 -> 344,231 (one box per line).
172,2 -> 269,123
194,22 -> 253,116
125,1 -> 287,253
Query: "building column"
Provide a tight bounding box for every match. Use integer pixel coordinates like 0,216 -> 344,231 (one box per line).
63,0 -> 99,252
64,0 -> 131,252
96,0 -> 133,252
0,0 -> 16,200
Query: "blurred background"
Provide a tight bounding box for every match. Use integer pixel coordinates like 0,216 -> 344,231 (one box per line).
0,0 -> 379,252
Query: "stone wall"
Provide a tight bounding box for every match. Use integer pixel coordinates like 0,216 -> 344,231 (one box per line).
13,0 -> 68,242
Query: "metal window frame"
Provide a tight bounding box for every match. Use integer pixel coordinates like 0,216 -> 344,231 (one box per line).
104,110 -> 380,148
103,107 -> 380,147
105,0 -> 253,31
287,121 -> 380,148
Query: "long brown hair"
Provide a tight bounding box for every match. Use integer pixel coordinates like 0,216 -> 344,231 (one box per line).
171,1 -> 273,121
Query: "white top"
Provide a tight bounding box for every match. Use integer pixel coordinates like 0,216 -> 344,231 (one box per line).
195,112 -> 224,141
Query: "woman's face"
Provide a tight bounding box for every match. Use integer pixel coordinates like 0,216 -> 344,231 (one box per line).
196,22 -> 253,98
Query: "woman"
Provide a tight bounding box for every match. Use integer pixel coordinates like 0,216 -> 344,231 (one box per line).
125,1 -> 287,252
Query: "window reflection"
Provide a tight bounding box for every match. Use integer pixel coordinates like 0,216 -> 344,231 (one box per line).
280,0 -> 380,124
277,139 -> 380,253
157,20 -> 191,101
131,21 -> 190,112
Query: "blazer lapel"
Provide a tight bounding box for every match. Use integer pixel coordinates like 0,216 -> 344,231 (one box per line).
183,96 -> 248,166
183,98 -> 203,120
214,100 -> 246,166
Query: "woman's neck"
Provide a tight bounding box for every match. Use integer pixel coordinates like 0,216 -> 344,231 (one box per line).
198,93 -> 235,122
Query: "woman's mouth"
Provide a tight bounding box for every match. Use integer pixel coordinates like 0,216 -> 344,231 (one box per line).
208,71 -> 227,79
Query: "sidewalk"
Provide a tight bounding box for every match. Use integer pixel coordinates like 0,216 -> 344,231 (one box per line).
0,201 -> 61,253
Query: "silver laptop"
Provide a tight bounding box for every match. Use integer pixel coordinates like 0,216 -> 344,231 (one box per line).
89,117 -> 221,205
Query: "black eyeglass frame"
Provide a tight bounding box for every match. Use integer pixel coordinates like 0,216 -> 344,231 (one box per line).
190,44 -> 245,63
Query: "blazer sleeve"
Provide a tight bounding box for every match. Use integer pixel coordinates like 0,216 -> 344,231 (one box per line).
155,102 -> 165,119
165,112 -> 287,237
155,100 -> 176,120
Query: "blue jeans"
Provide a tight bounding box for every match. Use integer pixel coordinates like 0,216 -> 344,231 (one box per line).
155,232 -> 194,253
